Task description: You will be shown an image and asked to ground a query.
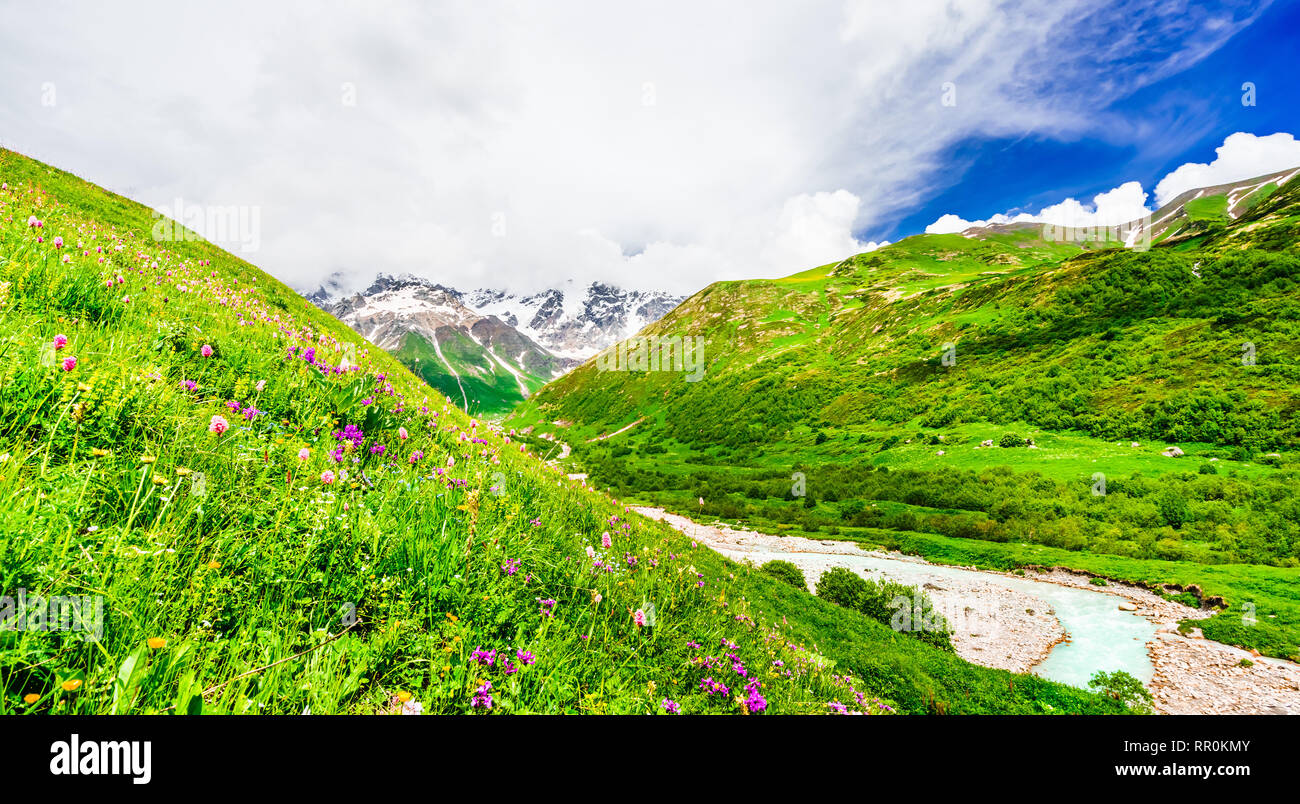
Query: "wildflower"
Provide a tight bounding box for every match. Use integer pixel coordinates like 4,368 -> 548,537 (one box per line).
633,609 -> 648,628
147,637 -> 167,649
401,700 -> 423,715
661,698 -> 680,714
53,334 -> 68,349
446,455 -> 455,468
601,531 -> 612,548
26,215 -> 38,227
398,426 -> 408,440
501,557 -> 520,576
537,598 -> 556,617
396,690 -> 412,703
91,448 -> 110,458
209,415 -> 229,435
255,379 -> 266,392
207,561 -> 221,570
471,646 -> 496,667
409,450 -> 423,464
827,701 -> 848,715
516,649 -> 535,666
53,236 -> 63,249
23,693 -> 39,705
320,470 -> 336,485
298,448 -> 310,461
471,681 -> 493,710
200,344 -> 213,357
61,679 -> 82,692
61,356 -> 77,372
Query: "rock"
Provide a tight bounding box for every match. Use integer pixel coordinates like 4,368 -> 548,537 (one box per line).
1118,602 -> 1138,612
981,439 -> 994,447
1162,446 -> 1184,457
1131,441 -> 1140,448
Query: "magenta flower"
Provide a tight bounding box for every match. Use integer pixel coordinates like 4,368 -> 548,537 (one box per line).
601,531 -> 612,548
61,356 -> 77,372
200,344 -> 213,357
52,236 -> 63,249
633,609 -> 647,628
320,470 -> 335,485
660,698 -> 680,714
53,334 -> 68,350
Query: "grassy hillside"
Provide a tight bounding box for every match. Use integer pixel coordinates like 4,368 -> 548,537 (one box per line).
508,171 -> 1300,660
0,149 -> 1129,714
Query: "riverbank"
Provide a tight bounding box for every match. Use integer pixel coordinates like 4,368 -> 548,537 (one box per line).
632,506 -> 1300,715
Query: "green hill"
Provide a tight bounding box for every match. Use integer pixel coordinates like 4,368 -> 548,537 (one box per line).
509,171 -> 1300,660
0,149 -> 1129,714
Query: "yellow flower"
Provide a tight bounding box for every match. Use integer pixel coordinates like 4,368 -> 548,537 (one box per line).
23,693 -> 40,704
152,476 -> 169,486
61,679 -> 82,692
77,382 -> 92,393
446,613 -> 458,622
207,560 -> 221,570
396,691 -> 412,703
140,455 -> 157,464
175,467 -> 192,476
91,448 -> 110,457
147,637 -> 167,649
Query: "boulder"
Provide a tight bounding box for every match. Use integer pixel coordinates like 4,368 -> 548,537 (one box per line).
1161,446 -> 1184,457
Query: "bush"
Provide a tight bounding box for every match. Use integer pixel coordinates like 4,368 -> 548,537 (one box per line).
815,567 -> 953,651
761,560 -> 807,591
1087,670 -> 1154,714
999,433 -> 1024,448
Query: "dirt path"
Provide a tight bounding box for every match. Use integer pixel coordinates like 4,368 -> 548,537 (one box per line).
633,505 -> 1300,714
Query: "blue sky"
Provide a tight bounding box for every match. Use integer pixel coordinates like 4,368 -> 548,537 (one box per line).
1,1 -> 1297,295
891,0 -> 1300,240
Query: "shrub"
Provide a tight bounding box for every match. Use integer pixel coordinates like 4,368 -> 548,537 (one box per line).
761,560 -> 807,591
815,567 -> 953,651
1087,670 -> 1154,714
999,433 -> 1024,448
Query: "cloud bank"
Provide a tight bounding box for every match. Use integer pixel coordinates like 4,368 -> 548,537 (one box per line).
0,1 -> 1271,295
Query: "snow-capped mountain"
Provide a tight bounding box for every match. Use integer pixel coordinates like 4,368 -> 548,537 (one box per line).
465,282 -> 685,360
304,273 -> 684,413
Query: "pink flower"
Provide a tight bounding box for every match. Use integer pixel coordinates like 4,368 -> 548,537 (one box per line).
298,448 -> 310,461
52,236 -> 63,249
320,470 -> 335,485
60,356 -> 77,372
255,379 -> 265,392
398,426 -> 408,440
200,344 -> 213,358
633,609 -> 647,628
446,455 -> 455,468
601,532 -> 612,549
26,215 -> 38,227
208,414 -> 229,435
52,334 -> 68,350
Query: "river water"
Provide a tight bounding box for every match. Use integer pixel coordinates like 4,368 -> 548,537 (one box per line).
708,543 -> 1157,688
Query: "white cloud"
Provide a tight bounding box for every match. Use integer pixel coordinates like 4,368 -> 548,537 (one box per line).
0,1 -> 1267,296
925,129 -> 1300,235
1154,132 -> 1300,206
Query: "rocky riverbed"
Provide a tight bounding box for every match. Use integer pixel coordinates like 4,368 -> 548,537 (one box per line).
632,506 -> 1300,715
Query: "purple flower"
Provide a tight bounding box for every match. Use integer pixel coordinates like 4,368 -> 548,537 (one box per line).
471,681 -> 493,710
501,557 -> 520,576
516,649 -> 535,666
660,698 -> 680,714
471,646 -> 495,666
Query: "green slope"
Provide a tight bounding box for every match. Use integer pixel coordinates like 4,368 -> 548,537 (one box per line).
509,172 -> 1300,660
0,149 -> 1130,714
